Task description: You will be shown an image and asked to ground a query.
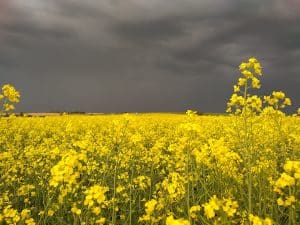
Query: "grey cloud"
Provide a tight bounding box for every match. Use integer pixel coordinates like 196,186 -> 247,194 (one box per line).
112,18 -> 186,44
1,22 -> 76,40
0,0 -> 299,113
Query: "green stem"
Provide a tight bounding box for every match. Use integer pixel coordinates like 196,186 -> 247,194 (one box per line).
243,80 -> 252,215
129,168 -> 134,225
186,137 -> 191,222
112,164 -> 117,225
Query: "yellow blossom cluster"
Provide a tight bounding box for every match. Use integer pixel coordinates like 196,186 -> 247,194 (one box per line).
227,57 -> 293,117
202,195 -> 239,220
264,91 -> 292,110
0,205 -> 36,225
274,161 -> 300,208
139,199 -> 158,222
249,214 -> 273,225
0,84 -> 20,112
84,185 -> 109,209
227,58 -> 263,114
189,205 -> 201,219
49,151 -> 87,188
233,57 -> 262,94
166,215 -> 190,225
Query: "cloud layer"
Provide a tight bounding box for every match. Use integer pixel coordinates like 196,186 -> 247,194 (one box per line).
0,0 -> 299,112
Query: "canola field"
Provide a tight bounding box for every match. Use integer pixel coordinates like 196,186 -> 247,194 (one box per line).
0,58 -> 300,225
0,112 -> 299,225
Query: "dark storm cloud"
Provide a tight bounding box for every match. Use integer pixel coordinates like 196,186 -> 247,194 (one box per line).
2,20 -> 73,38
0,0 -> 299,113
112,18 -> 186,43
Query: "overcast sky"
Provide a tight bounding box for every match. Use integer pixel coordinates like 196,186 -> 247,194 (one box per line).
0,0 -> 299,113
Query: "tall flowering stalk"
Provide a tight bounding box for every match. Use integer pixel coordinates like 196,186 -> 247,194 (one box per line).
227,57 -> 263,214
226,58 -> 296,224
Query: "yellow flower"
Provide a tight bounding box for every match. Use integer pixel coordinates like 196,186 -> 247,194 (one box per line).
239,62 -> 248,71
277,197 -> 284,206
249,214 -> 273,225
238,78 -> 247,86
272,91 -> 285,99
47,210 -> 55,216
254,63 -> 262,75
92,207 -> 101,215
96,218 -> 106,224
145,199 -> 157,215
202,195 -> 221,219
3,206 -> 20,222
3,103 -> 15,111
284,195 -> 296,206
283,98 -> 291,106
166,215 -> 190,225
116,185 -> 125,193
133,175 -> 151,190
274,172 -> 295,190
263,218 -> 273,225
251,77 -> 261,89
21,209 -> 31,219
189,205 -> 201,219
71,206 -> 82,215
222,198 -> 238,217
25,218 -> 36,225
249,214 -> 263,225
248,57 -> 258,64
241,69 -> 253,78
2,84 -> 20,103
233,85 -> 240,93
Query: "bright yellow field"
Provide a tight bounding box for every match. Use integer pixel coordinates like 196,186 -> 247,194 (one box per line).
0,113 -> 299,225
